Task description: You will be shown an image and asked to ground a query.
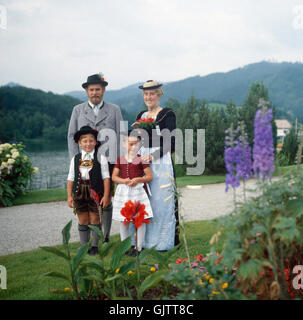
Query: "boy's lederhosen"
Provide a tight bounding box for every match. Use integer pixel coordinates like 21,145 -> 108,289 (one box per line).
72,152 -> 104,215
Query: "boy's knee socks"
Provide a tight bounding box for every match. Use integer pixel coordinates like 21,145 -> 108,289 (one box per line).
101,203 -> 112,241
90,223 -> 101,247
78,224 -> 89,246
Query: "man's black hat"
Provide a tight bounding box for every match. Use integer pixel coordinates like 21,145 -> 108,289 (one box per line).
82,73 -> 108,89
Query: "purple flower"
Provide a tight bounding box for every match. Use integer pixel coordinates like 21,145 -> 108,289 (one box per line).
224,126 -> 241,192
253,100 -> 275,179
236,124 -> 252,181
224,123 -> 252,192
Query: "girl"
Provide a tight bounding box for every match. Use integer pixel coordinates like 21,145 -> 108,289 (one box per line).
112,131 -> 153,256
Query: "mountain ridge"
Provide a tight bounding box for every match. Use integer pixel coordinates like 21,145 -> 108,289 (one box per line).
64,61 -> 303,120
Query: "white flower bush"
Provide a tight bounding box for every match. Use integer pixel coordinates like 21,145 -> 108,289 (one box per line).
0,142 -> 38,206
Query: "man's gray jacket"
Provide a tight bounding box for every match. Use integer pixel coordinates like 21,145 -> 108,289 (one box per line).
67,101 -> 126,163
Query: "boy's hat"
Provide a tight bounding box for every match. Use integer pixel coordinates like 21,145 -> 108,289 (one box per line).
74,126 -> 98,143
82,73 -> 108,89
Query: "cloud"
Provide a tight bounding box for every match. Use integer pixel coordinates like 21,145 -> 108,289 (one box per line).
0,0 -> 303,93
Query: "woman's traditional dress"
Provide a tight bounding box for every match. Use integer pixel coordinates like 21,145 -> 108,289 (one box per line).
136,107 -> 179,251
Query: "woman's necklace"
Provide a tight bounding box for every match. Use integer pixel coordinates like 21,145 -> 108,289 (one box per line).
147,106 -> 162,118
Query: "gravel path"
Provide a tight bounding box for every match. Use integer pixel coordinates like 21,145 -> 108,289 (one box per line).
0,179 -> 267,256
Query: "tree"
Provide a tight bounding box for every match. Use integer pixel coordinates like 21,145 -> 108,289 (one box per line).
240,82 -> 271,147
278,126 -> 298,165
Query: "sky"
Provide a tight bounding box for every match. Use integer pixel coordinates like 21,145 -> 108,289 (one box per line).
1,0 -> 303,94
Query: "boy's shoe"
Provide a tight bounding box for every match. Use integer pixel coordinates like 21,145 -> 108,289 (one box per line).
88,246 -> 99,256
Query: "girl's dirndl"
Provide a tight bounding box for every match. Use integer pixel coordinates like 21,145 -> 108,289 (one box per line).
112,183 -> 153,222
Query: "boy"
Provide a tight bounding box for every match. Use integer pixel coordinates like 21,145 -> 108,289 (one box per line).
67,126 -> 110,255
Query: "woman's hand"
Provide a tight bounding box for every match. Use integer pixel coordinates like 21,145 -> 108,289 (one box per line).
141,154 -> 153,163
67,196 -> 74,208
100,196 -> 110,209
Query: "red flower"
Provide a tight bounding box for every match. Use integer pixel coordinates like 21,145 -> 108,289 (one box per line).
137,118 -> 154,123
90,189 -> 99,204
120,200 -> 150,229
175,257 -> 184,264
215,256 -> 223,265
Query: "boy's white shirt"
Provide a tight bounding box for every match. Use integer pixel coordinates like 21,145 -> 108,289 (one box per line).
67,149 -> 109,181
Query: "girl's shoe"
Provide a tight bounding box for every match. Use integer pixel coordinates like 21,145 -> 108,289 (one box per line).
125,246 -> 135,256
88,246 -> 99,256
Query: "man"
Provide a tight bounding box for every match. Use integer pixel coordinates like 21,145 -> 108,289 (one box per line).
68,73 -> 125,243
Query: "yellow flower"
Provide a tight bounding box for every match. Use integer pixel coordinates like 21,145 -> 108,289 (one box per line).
64,287 -> 71,291
209,278 -> 214,284
211,290 -> 220,295
150,267 -> 156,272
115,268 -> 120,274
127,270 -> 133,275
199,279 -> 203,285
168,264 -> 171,269
195,272 -> 200,276
222,282 -> 228,289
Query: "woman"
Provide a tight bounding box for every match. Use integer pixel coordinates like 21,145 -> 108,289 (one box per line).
134,80 -> 179,251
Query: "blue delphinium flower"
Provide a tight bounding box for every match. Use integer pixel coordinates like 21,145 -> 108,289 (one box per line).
237,122 -> 252,181
253,99 -> 275,179
224,126 -> 241,192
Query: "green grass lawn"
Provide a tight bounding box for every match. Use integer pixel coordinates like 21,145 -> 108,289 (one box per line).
0,219 -> 223,300
12,174 -> 226,206
11,163 -> 301,206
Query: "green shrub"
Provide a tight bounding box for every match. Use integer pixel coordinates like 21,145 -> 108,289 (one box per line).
216,168 -> 303,299
0,142 -> 37,206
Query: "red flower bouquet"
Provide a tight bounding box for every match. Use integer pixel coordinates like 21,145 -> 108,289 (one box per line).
120,200 -> 150,229
131,118 -> 156,130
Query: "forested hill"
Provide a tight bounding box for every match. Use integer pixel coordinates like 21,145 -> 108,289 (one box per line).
0,86 -> 135,142
67,61 -> 303,120
0,86 -> 80,142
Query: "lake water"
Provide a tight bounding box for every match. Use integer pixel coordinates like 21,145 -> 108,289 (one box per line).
25,142 -> 70,190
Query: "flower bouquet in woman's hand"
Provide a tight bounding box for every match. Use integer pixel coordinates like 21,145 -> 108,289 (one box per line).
131,118 -> 156,130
